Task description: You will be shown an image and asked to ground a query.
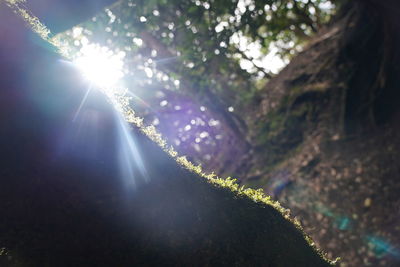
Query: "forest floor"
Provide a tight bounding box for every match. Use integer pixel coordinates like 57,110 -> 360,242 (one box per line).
259,124 -> 400,266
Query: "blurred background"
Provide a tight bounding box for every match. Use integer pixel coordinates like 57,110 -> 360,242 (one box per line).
8,0 -> 400,266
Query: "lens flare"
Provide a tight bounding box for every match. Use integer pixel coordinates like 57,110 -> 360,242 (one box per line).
366,236 -> 400,259
115,111 -> 148,188
73,43 -> 125,88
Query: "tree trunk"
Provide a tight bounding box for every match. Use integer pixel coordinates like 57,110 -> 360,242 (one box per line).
243,1 -> 400,265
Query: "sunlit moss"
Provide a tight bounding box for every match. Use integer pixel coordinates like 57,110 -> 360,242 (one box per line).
0,247 -> 7,256
111,63 -> 338,267
3,0 -> 67,56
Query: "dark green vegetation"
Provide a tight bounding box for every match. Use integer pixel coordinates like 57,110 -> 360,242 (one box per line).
0,2 -> 331,266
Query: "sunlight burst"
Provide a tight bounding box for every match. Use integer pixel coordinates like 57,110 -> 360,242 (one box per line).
74,43 -> 125,88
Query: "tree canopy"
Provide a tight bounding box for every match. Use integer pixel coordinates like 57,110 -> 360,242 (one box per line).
56,0 -> 336,174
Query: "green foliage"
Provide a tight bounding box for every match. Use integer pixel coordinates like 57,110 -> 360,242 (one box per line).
54,0 -> 336,174
57,0 -> 336,114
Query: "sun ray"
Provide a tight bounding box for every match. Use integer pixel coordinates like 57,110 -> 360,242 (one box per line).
73,83 -> 93,122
